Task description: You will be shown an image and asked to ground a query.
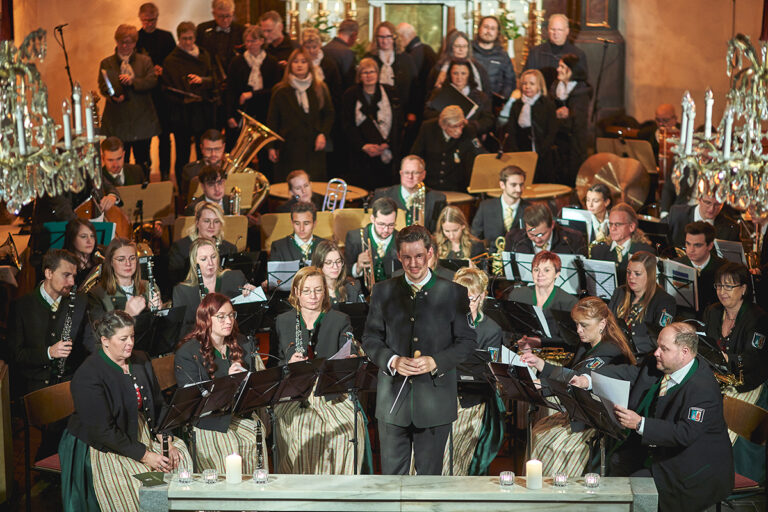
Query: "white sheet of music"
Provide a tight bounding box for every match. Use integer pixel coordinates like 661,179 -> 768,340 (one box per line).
267,260 -> 300,291
560,207 -> 594,241
329,339 -> 353,360
714,239 -> 747,265
658,259 -> 698,310
231,287 -> 267,304
591,372 -> 630,426
500,346 -> 538,381
581,258 -> 618,299
532,306 -> 551,338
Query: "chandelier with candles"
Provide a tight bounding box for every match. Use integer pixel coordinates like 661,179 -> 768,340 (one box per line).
671,34 -> 768,217
0,29 -> 101,214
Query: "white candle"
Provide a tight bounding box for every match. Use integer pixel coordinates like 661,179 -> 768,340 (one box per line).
73,83 -> 82,135
84,92 -> 95,142
62,99 -> 72,149
225,453 -> 242,484
723,107 -> 733,159
290,0 -> 296,11
536,0 -> 543,10
679,99 -> 689,149
350,0 -> 356,12
306,0 -> 312,14
16,105 -> 26,155
704,88 -> 713,139
685,102 -> 695,155
525,459 -> 542,489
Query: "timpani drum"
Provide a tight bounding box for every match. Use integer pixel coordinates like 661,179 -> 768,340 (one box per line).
487,184 -> 573,217
268,181 -> 369,210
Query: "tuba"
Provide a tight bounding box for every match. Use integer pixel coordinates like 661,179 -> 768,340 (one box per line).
222,111 -> 282,216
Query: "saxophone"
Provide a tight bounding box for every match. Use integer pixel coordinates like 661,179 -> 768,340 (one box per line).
54,289 -> 76,382
196,264 -> 206,299
491,236 -> 505,276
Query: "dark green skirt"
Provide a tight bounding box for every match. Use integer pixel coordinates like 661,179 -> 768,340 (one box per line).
59,429 -> 100,512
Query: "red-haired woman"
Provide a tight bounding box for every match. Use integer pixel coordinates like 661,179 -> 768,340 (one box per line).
174,292 -> 268,475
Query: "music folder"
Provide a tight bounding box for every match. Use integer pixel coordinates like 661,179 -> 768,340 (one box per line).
489,362 -> 563,411
315,357 -> 378,397
546,378 -> 627,441
235,359 -> 322,416
133,305 -> 187,356
429,84 -> 478,120
495,300 -> 550,338
268,260 -> 300,291
456,350 -> 495,395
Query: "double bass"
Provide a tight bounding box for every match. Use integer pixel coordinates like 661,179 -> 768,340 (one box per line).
74,183 -> 132,238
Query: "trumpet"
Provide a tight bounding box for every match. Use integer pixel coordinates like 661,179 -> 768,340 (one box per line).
360,228 -> 375,291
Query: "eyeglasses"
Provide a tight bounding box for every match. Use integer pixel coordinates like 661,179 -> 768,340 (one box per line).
608,222 -> 629,228
374,222 -> 396,230
468,295 -> 482,303
213,312 -> 237,321
452,43 -> 469,49
324,259 -> 343,267
714,283 -> 743,291
114,256 -> 137,264
401,171 -> 423,178
526,228 -> 548,239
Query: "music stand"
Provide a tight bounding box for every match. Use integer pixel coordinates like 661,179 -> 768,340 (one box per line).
133,306 -> 187,356
43,221 -> 115,248
233,302 -> 267,337
439,258 -> 470,272
156,380 -> 215,472
337,302 -> 369,341
117,182 -> 175,223
222,251 -> 267,284
467,152 -> 539,194
638,216 -> 673,256
314,357 -> 378,474
496,300 -> 550,338
456,350 -> 495,394
556,218 -> 588,240
550,309 -> 582,348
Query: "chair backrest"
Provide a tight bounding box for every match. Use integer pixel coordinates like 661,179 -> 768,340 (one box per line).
722,395 -> 768,445
151,354 -> 177,391
331,208 -> 407,249
173,215 -> 248,252
23,381 -> 74,429
260,211 -> 335,252
189,174 -> 257,209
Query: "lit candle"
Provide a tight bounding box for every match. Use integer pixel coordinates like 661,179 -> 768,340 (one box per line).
62,99 -> 72,149
306,0 -> 312,14
499,471 -> 515,487
723,107 -> 733,159
584,472 -> 600,488
553,472 -> 568,487
253,468 -> 269,484
536,0 -> 543,10
350,0 -> 356,12
202,468 -> 218,484
73,83 -> 82,136
16,104 -> 26,155
679,92 -> 689,149
704,88 -> 713,139
685,101 -> 695,155
225,453 -> 242,484
291,0 -> 297,11
178,468 -> 192,484
525,459 -> 542,490
84,92 -> 95,143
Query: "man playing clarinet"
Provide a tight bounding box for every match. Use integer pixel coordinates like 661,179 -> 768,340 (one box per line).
363,225 -> 476,475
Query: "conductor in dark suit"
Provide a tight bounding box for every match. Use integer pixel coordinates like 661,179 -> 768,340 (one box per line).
673,221 -> 727,315
666,192 -> 739,249
101,137 -> 145,187
269,201 -> 326,264
184,166 -> 235,216
471,165 -> 530,245
373,154 -> 447,232
344,197 -> 402,284
362,225 -> 476,475
505,203 -> 586,255
572,323 -> 733,512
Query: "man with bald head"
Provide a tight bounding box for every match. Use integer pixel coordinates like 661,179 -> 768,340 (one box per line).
524,13 -> 587,89
397,23 -> 437,109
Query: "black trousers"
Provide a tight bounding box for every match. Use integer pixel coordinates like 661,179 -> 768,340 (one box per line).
378,420 -> 451,475
124,139 -> 151,180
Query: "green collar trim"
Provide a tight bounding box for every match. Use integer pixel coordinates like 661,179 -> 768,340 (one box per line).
299,310 -> 326,330
99,347 -> 128,374
532,286 -> 557,310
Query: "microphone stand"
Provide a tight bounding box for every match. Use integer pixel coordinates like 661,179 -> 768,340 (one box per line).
53,24 -> 75,97
590,38 -> 611,124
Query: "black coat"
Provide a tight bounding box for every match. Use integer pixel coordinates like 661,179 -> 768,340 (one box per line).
266,82 -> 334,182
471,197 -> 530,245
666,205 -> 740,248
673,254 -> 727,315
362,274 -> 476,427
372,185 -> 446,233
323,37 -> 357,91
590,239 -> 657,286
137,27 -> 177,126
426,58 -> 492,99
67,350 -> 165,462
502,95 -> 559,184
344,223 -> 401,282
195,20 -> 245,84
458,315 -> 502,408
364,51 -> 418,115
597,357 -> 733,512
225,52 -> 282,123
341,84 -> 404,190
268,235 -> 325,263
9,287 -> 93,394
411,118 -> 482,192
275,193 -> 324,213
87,280 -> 154,324
183,195 -> 235,216
404,37 -> 438,109
318,55 -> 344,110
174,334 -> 259,432
524,41 -> 588,90
161,46 -> 216,134
471,41 -> 516,100
172,270 -> 247,335
702,301 -> 768,392
424,86 -> 495,137
550,80 -> 592,186
275,308 -> 351,364
102,164 -> 145,187
504,225 -> 587,256
167,235 -> 238,288
608,285 -> 677,354
265,35 -> 299,64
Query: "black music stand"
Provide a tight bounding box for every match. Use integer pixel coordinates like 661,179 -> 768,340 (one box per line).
233,302 -> 267,337
337,303 -> 369,341
133,306 -> 187,356
638,217 -> 674,257
156,380 -> 215,472
314,357 -> 378,474
556,218 -> 588,240
197,371 -> 250,422
439,258 -> 471,273
496,300 -> 550,339
222,251 -> 268,284
550,309 -> 582,348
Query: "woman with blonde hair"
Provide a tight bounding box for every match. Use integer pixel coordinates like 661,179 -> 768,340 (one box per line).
266,48 -> 334,181
608,250 -> 676,354
273,266 -> 365,474
434,205 -> 485,261
310,240 -> 364,306
521,296 -> 636,477
301,27 -> 343,104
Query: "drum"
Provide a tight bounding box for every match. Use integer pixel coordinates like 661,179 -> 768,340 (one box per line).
487,184 -> 573,217
441,191 -> 476,222
268,182 -> 369,210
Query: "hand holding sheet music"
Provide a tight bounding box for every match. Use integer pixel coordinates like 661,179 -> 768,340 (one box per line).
591,372 -> 630,426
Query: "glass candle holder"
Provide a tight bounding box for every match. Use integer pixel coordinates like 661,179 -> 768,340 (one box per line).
584,473 -> 600,489
202,468 -> 218,484
553,472 -> 568,487
177,467 -> 193,485
499,471 -> 515,487
253,468 -> 269,484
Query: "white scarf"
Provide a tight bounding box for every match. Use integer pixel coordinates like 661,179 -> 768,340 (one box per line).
118,52 -> 135,80
355,85 -> 393,140
244,50 -> 266,91
181,44 -> 200,58
378,50 -> 395,86
311,50 -> 325,82
289,73 -> 313,114
555,80 -> 577,101
518,93 -> 540,129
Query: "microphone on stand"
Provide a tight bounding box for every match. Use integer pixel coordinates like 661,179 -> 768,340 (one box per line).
176,364 -> 211,398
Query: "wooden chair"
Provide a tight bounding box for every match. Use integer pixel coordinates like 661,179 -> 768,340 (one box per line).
151,354 -> 177,391
260,211 -> 335,252
716,395 -> 768,511
330,209 -> 407,249
22,381 -> 74,512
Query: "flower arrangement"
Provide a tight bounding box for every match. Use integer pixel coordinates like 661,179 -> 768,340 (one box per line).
500,9 -> 525,40
310,12 -> 333,40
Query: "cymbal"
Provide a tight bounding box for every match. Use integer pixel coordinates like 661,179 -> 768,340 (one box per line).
575,153 -> 650,211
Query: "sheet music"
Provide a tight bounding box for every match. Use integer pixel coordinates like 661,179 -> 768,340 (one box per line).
329,339 -> 353,360
231,286 -> 267,304
591,372 -> 630,426
714,239 -> 747,265
561,207 -> 594,240
658,259 -> 698,310
581,258 -> 618,299
532,306 -> 551,338
512,252 -> 534,283
267,260 -> 300,291
499,346 -> 537,380
556,253 -> 583,295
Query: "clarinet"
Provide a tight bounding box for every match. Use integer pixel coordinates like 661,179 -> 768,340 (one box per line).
196,264 -> 206,299
147,257 -> 158,312
54,289 -> 76,382
255,420 -> 265,469
294,311 -> 305,356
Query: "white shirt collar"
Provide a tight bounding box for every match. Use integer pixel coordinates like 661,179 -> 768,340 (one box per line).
693,205 -> 715,225
667,357 -> 696,389
500,195 -> 520,211
294,233 -> 312,247
691,254 -> 711,271
400,185 -> 413,200
40,282 -> 60,309
120,284 -> 135,296
205,196 -> 225,209
370,224 -> 392,247
111,169 -> 125,185
405,269 -> 432,288
533,238 -> 552,254
610,239 -> 631,254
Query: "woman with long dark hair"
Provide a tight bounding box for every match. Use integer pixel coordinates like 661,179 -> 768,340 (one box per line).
64,218 -> 104,289
522,296 -> 636,476
175,292 -> 268,475
585,182 -> 612,242
310,240 -> 363,307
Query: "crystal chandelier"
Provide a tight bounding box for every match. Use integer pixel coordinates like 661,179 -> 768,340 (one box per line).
0,28 -> 101,214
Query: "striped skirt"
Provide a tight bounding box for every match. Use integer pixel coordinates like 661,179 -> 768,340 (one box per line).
274,391 -> 364,474
193,415 -> 269,474
724,384 -> 763,444
89,414 -> 192,512
531,412 -> 594,478
443,401 -> 486,476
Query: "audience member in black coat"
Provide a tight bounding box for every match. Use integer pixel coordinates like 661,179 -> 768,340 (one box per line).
259,11 -> 299,65
195,3 -> 245,88
666,194 -> 740,249
550,54 -> 592,187
323,20 -> 358,91
523,14 -> 588,90
342,58 -> 404,190
365,22 -> 418,121
427,30 -> 491,97
504,203 -> 586,256
302,29 -> 343,110
471,165 -> 530,245
397,23 -> 438,113
502,69 -> 558,184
